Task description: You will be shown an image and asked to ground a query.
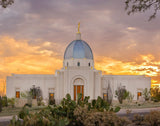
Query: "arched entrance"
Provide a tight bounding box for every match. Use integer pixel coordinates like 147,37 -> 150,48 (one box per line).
73,78 -> 84,100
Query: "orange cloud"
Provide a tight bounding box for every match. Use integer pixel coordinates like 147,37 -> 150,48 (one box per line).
95,54 -> 160,85
0,36 -> 160,95
0,36 -> 63,95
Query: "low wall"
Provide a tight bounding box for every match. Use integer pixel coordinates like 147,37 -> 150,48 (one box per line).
15,98 -> 38,107
15,98 -> 28,107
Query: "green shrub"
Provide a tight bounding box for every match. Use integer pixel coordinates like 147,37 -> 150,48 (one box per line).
115,86 -> 129,104
150,87 -> 160,102
9,116 -> 21,126
18,106 -> 30,119
8,98 -> 15,108
9,94 -> 121,126
2,96 -> 8,107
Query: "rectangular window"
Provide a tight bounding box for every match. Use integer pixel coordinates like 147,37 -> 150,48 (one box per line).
137,92 -> 142,100
49,93 -> 54,99
103,93 -> 107,101
16,91 -> 20,98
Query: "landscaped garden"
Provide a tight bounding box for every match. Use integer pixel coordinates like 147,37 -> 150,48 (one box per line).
0,86 -> 160,125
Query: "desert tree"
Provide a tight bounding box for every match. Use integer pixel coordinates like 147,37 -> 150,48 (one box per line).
30,85 -> 42,100
115,85 -> 129,104
0,0 -> 14,8
30,85 -> 43,106
125,0 -> 160,21
143,88 -> 150,101
150,86 -> 160,102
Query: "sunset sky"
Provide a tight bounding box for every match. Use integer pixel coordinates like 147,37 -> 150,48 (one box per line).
0,0 -> 160,94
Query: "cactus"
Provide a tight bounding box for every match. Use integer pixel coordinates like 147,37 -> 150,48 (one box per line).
113,106 -> 121,113
9,94 -> 121,126
18,106 -> 29,119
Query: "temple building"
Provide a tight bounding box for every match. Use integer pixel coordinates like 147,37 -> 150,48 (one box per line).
6,25 -> 151,103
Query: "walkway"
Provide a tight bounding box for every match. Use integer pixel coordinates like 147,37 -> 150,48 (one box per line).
117,107 -> 160,115
0,116 -> 13,122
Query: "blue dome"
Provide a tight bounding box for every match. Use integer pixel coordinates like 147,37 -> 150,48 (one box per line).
64,40 -> 93,59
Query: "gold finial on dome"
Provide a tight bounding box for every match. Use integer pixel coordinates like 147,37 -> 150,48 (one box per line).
77,22 -> 81,34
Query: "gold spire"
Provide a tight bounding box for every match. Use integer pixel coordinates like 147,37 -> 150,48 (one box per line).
77,22 -> 81,34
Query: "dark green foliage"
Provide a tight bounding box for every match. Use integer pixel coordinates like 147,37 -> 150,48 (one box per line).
9,116 -> 21,126
91,96 -> 109,111
115,86 -> 129,104
30,85 -> 44,106
114,106 -> 121,113
24,103 -> 32,108
150,87 -> 160,102
8,98 -> 15,108
2,96 -> 8,107
9,100 -> 160,126
18,107 -> 29,119
0,96 -> 2,112
9,94 -> 121,126
0,0 -> 14,8
30,85 -> 42,99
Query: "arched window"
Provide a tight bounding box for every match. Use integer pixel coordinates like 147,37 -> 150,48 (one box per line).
88,63 -> 90,67
77,62 -> 80,66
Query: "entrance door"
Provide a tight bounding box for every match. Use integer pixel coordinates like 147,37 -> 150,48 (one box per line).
74,85 -> 84,100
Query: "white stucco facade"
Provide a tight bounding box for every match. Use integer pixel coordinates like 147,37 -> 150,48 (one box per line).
6,32 -> 151,103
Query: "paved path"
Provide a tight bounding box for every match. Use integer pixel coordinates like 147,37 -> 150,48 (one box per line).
117,107 -> 160,115
0,116 -> 13,122
116,107 -> 160,120
0,116 -> 13,126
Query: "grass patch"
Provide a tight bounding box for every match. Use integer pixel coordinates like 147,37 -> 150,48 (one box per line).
0,106 -> 46,117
